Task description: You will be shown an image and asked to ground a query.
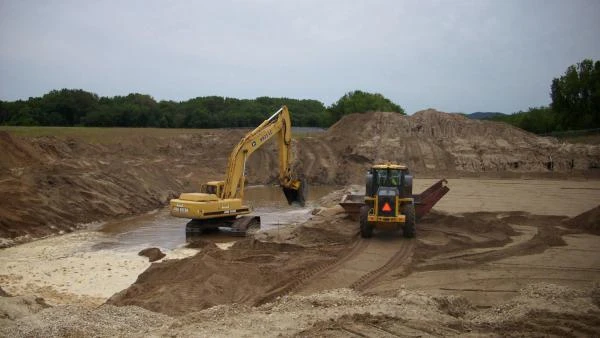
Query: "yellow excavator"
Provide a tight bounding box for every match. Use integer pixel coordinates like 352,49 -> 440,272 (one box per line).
169,106 -> 306,235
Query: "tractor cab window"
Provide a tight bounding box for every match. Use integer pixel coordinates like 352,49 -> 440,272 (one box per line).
390,170 -> 401,186
374,169 -> 402,187
376,170 -> 388,186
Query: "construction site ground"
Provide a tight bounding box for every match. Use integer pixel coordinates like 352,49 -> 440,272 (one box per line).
1,179 -> 599,337
1,110 -> 600,336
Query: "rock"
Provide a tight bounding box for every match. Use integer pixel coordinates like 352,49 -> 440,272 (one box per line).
0,287 -> 10,297
138,248 -> 166,262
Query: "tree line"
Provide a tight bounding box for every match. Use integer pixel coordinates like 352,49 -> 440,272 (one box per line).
0,90 -> 404,129
488,59 -> 600,134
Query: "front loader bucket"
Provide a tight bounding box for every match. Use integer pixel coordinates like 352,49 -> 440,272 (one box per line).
412,179 -> 449,219
339,194 -> 365,221
283,179 -> 306,207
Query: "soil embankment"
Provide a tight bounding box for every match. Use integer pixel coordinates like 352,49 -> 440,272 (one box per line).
1,110 -> 599,242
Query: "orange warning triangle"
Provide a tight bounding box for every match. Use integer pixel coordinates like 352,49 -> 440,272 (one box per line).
382,202 -> 392,212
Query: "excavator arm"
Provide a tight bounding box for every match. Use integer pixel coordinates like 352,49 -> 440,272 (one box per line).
221,106 -> 305,205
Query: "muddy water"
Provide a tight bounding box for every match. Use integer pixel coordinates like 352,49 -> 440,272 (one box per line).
96,185 -> 336,251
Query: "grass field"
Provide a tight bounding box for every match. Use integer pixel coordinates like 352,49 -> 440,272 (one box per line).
0,126 -> 326,144
559,134 -> 600,145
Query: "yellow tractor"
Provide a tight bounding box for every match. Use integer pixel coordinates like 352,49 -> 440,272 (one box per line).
169,106 -> 306,235
340,163 -> 449,238
360,163 -> 416,238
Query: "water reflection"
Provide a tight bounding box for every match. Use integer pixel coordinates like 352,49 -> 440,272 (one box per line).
97,185 -> 336,251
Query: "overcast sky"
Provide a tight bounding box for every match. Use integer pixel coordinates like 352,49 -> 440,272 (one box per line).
1,0 -> 599,114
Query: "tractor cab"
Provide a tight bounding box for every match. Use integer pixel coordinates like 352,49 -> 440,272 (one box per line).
366,164 -> 413,198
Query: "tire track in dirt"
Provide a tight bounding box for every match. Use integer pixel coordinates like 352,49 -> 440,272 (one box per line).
296,237 -> 415,295
350,239 -> 415,291
255,233 -> 368,305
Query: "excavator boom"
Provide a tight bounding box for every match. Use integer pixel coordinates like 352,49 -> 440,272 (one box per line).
221,106 -> 304,204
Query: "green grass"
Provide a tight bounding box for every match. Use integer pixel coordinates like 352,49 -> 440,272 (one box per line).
0,126 -> 326,144
0,126 -> 210,144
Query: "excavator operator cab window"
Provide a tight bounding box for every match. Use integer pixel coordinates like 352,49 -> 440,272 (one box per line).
201,184 -> 218,195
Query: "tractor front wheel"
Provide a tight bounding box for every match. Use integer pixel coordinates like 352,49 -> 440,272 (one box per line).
402,203 -> 416,238
359,205 -> 373,238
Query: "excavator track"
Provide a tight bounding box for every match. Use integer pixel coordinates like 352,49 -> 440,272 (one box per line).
185,216 -> 260,237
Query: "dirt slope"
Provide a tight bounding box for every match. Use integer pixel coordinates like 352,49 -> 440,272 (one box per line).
298,110 -> 600,184
565,205 -> 600,234
1,110 -> 599,242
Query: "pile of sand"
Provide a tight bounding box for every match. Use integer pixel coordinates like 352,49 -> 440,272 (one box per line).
296,110 -> 600,184
566,205 -> 600,235
106,238 -> 345,316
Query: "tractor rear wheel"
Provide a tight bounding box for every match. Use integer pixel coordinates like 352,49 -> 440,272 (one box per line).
402,203 -> 416,238
359,205 -> 373,238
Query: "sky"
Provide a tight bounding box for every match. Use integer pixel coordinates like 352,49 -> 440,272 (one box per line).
1,0 -> 599,114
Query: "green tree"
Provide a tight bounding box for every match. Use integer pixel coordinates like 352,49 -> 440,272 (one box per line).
40,89 -> 99,125
551,59 -> 600,129
327,90 -> 404,125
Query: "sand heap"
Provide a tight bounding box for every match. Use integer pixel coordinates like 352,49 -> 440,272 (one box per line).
565,205 -> 600,235
0,131 -> 181,241
106,237 -> 348,316
295,110 -> 600,184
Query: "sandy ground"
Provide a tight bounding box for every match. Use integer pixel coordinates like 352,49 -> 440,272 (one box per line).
1,178 -> 599,336
0,229 -> 197,306
415,178 -> 600,217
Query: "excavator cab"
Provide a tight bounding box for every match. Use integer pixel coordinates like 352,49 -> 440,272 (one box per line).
200,182 -> 223,197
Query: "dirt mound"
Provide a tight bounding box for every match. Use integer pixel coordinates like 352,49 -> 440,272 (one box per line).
254,205 -> 358,247
0,304 -> 173,338
138,247 -> 166,262
106,239 -> 343,316
4,284 -> 598,337
468,283 -> 600,336
566,205 -> 600,234
297,110 -> 600,184
185,238 -> 219,249
0,129 -> 255,242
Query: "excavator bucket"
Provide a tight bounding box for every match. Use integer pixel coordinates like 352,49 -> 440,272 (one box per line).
412,179 -> 449,219
283,179 -> 306,207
